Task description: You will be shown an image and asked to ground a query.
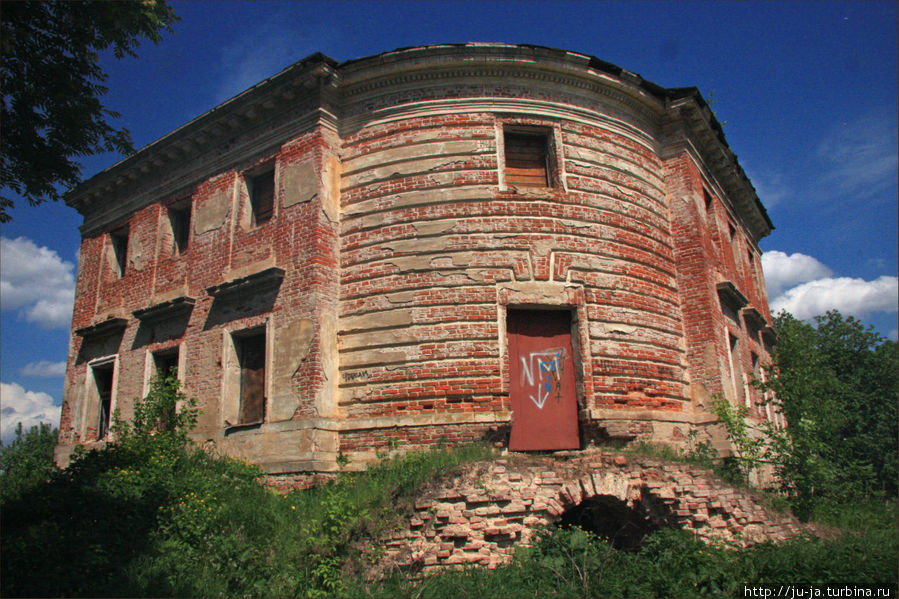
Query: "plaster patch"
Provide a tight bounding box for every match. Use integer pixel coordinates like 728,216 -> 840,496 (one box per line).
413,221 -> 456,236
281,161 -> 318,208
269,319 -> 314,421
129,242 -> 145,271
195,189 -> 231,234
386,291 -> 417,304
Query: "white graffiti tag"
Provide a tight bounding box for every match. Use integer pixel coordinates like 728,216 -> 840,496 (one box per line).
519,348 -> 565,409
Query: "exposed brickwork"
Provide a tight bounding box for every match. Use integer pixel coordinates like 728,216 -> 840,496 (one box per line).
57,44 -> 778,476
382,450 -> 804,571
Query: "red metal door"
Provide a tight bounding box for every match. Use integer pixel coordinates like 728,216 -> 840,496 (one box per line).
507,309 -> 580,451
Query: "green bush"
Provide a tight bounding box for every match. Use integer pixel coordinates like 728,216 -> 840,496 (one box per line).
4,369 -> 895,598
355,513 -> 897,599
0,375 -> 495,597
0,421 -> 58,503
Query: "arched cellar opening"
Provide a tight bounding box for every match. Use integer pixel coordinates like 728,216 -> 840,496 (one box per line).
556,496 -> 664,551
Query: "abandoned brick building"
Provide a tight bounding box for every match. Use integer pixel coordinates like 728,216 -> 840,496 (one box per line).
55,44 -> 779,478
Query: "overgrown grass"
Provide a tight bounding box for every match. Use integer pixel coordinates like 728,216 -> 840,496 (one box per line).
3,437 -> 895,598
352,508 -> 898,599
0,434 -> 496,598
2,375 -> 894,597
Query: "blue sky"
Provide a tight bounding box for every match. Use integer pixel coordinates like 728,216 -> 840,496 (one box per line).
2,0 -> 897,441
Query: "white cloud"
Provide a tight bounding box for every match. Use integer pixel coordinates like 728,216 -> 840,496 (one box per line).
0,236 -> 75,329
762,250 -> 833,299
0,382 -> 60,444
20,361 -> 67,378
769,275 -> 899,321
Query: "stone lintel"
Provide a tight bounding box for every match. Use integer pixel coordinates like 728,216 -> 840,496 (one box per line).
716,281 -> 749,311
75,317 -> 128,338
206,266 -> 285,299
741,306 -> 767,329
132,295 -> 196,322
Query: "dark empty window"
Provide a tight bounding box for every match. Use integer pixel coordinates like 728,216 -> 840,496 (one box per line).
504,130 -> 551,188
110,227 -> 129,277
168,202 -> 191,254
235,331 -> 266,424
154,348 -> 179,380
703,188 -> 713,211
249,169 -> 275,225
728,333 -> 743,405
92,363 -> 115,440
152,349 -> 179,430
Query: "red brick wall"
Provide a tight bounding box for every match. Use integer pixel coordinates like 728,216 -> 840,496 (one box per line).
58,48 -> 776,471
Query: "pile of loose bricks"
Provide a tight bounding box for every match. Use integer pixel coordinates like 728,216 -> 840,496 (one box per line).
382,449 -> 804,571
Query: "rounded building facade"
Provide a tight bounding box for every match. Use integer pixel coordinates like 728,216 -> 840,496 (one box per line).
58,45 -> 776,477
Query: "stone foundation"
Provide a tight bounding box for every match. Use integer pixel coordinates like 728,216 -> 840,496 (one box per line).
381,449 -> 803,571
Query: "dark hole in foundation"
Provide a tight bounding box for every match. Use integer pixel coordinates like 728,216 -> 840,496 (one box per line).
557,496 -> 659,551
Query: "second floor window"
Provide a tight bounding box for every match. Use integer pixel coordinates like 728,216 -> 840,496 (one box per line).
110,227 -> 129,278
504,129 -> 552,188
168,201 -> 191,254
249,169 -> 275,226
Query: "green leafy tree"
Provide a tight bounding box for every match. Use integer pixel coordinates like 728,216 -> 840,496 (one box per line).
761,311 -> 898,518
0,0 -> 178,221
711,398 -> 766,486
113,367 -> 197,446
0,422 -> 59,503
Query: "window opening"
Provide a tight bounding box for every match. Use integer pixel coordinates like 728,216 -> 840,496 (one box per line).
168,202 -> 191,254
504,129 -> 551,188
703,188 -> 713,211
92,363 -> 115,439
110,227 -> 129,277
235,331 -> 266,424
153,348 -> 179,380
727,332 -> 742,405
249,169 -> 275,225
748,352 -> 760,410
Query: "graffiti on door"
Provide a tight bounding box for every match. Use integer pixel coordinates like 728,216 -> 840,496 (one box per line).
519,348 -> 566,409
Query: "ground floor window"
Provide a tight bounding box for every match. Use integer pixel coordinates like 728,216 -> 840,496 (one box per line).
91,362 -> 115,439
235,330 -> 266,424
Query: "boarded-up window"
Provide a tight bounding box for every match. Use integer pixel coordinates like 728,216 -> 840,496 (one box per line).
236,332 -> 266,424
168,202 -> 191,254
250,169 -> 275,225
110,227 -> 129,277
92,363 -> 115,439
504,130 -> 550,188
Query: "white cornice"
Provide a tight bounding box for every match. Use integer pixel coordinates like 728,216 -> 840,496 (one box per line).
68,44 -> 770,240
